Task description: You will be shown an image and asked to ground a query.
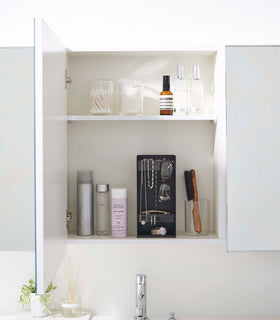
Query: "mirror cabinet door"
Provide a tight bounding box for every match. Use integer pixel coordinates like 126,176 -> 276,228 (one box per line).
34,19 -> 68,294
227,46 -> 280,251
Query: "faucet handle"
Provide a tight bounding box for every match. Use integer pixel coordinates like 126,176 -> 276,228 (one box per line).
169,312 -> 176,320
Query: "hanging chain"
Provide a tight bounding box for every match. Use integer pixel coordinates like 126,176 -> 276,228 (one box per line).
147,159 -> 154,189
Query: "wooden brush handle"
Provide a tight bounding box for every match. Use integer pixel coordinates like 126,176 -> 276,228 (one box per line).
191,170 -> 202,233
193,200 -> 202,233
191,169 -> 198,201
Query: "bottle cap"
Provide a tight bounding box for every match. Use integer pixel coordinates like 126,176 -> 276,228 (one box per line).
193,65 -> 200,80
111,188 -> 127,198
77,170 -> 93,183
163,75 -> 170,91
177,65 -> 184,80
96,184 -> 109,192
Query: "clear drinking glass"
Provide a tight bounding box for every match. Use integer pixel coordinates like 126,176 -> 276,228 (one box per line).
89,79 -> 113,114
61,296 -> 81,318
118,79 -> 143,115
185,199 -> 209,236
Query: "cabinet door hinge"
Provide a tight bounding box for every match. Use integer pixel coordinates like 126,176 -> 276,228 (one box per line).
65,70 -> 72,89
66,210 -> 72,231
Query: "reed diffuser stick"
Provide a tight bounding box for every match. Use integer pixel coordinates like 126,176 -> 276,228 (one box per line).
62,256 -> 82,302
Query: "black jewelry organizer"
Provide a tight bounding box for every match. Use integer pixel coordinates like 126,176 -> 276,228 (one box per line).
137,155 -> 176,238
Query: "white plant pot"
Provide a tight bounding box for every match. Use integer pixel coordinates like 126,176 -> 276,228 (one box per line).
30,293 -> 49,318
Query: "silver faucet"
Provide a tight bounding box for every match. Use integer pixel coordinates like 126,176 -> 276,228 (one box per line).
169,313 -> 176,320
135,274 -> 148,320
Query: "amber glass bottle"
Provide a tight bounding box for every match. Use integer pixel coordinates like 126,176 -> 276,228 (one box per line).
160,75 -> 173,115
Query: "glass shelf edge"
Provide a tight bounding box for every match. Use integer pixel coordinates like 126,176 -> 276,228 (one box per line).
67,115 -> 218,122
67,233 -> 224,244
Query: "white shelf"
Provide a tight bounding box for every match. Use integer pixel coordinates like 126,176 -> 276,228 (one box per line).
67,115 -> 218,121
68,49 -> 219,56
67,233 -> 224,244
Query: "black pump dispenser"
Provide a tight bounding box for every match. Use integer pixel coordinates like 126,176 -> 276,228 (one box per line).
163,75 -> 170,91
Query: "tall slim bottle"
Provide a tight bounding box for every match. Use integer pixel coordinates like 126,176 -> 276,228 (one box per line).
160,75 -> 173,115
77,171 -> 94,236
189,65 -> 204,115
174,65 -> 188,114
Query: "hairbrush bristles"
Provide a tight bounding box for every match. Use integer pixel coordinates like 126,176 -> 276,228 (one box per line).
184,170 -> 194,201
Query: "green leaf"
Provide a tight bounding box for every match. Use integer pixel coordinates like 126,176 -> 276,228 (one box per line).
18,279 -> 56,309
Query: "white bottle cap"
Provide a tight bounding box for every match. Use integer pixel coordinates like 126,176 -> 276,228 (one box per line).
111,188 -> 127,198
177,65 -> 185,80
193,65 -> 200,80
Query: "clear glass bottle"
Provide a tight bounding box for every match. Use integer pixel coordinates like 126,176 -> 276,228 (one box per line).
174,65 -> 188,115
96,184 -> 110,236
189,65 -> 204,115
77,171 -> 94,236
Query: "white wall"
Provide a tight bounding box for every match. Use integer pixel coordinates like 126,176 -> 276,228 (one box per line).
0,251 -> 35,313
1,0 -> 280,48
1,0 -> 280,315
50,243 -> 280,316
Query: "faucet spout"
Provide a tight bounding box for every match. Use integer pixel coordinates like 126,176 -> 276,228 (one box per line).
135,274 -> 148,320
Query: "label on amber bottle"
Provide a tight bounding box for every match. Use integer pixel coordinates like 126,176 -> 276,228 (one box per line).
160,95 -> 173,111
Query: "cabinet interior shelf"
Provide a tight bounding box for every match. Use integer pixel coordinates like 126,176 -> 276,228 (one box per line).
67,233 -> 222,244
67,115 -> 218,122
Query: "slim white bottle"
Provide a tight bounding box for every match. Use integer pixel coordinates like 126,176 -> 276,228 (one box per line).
174,65 -> 188,115
189,65 -> 204,115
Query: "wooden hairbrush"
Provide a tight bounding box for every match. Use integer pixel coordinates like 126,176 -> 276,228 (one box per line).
184,169 -> 202,233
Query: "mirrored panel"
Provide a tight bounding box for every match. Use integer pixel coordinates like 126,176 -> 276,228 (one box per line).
0,47 -> 34,251
227,46 -> 280,251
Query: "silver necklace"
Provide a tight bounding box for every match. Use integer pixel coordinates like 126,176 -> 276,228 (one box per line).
139,159 -> 148,225
147,159 -> 154,189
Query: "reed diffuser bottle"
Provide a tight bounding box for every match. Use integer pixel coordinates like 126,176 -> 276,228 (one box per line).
61,258 -> 82,317
160,75 -> 173,115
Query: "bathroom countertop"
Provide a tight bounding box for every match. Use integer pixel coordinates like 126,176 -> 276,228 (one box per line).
0,311 -> 91,320
91,315 -> 280,320
2,314 -> 280,320
94,316 -> 280,320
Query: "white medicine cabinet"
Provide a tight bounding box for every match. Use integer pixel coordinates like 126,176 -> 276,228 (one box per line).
33,18 -> 226,292
34,19 -> 227,292
2,18 -> 227,293
4,19 -> 279,294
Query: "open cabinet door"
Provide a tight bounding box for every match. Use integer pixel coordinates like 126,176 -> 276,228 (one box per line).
34,19 -> 67,294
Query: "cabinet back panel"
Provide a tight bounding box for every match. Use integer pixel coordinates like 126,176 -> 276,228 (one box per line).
68,121 -> 215,235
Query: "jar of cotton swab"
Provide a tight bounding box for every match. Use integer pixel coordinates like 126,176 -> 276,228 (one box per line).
89,79 -> 113,115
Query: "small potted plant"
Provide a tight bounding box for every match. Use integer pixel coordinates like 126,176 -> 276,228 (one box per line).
18,279 -> 57,318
